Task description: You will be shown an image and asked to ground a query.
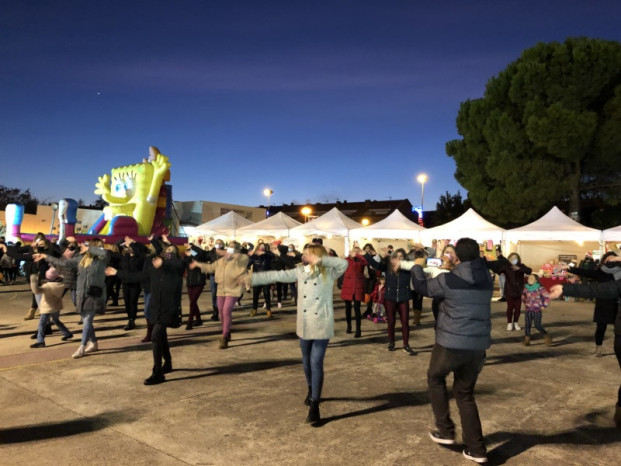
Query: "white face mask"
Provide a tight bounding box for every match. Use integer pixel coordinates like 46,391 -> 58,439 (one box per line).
510,258 -> 518,265
288,247 -> 293,252
215,244 -> 222,249
226,247 -> 235,255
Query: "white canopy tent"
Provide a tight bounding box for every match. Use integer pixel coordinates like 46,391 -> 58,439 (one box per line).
602,225 -> 621,242
290,207 -> 362,255
237,211 -> 302,238
420,208 -> 505,244
350,209 -> 424,241
194,211 -> 254,238
504,206 -> 602,242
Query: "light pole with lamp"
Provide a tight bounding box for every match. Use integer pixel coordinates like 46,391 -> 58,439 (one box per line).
263,188 -> 273,218
301,206 -> 312,223
416,174 -> 428,226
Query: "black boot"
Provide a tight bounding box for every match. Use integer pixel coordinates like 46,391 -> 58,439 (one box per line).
304,386 -> 312,406
354,308 -> 362,338
306,399 -> 320,425
210,309 -> 219,321
162,360 -> 173,374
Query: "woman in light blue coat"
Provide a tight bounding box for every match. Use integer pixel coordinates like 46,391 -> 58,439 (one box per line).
251,244 -> 347,426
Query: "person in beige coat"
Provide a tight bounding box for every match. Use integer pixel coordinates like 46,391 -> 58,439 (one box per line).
189,241 -> 249,349
29,267 -> 73,348
251,244 -> 348,426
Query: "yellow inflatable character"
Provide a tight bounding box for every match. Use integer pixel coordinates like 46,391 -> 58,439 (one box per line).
94,146 -> 171,236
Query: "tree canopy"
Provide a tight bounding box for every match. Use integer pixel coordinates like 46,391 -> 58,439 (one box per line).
0,185 -> 39,213
434,190 -> 470,225
446,37 -> 621,225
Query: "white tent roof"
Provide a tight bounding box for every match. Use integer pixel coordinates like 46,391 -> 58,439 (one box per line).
237,211 -> 302,237
350,209 -> 424,240
421,208 -> 505,243
194,211 -> 254,237
290,207 -> 362,237
602,225 -> 621,242
505,206 -> 601,242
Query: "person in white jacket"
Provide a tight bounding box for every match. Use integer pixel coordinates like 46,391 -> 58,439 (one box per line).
250,243 -> 347,426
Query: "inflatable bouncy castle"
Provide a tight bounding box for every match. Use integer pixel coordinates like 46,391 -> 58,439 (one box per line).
4,146 -> 182,244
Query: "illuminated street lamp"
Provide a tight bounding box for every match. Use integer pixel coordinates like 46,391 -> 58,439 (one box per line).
49,202 -> 59,235
361,218 -> 370,226
301,206 -> 312,222
416,173 -> 428,226
263,188 -> 273,218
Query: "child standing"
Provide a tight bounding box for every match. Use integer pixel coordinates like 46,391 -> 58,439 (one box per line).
521,274 -> 552,346
29,267 -> 73,348
370,276 -> 386,323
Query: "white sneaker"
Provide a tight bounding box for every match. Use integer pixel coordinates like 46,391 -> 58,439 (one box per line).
72,345 -> 86,359
506,323 -> 513,331
84,341 -> 99,354
277,302 -> 282,308
262,303 -> 266,309
513,322 -> 521,331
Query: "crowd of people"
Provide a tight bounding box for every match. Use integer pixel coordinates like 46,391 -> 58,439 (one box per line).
2,232 -> 620,464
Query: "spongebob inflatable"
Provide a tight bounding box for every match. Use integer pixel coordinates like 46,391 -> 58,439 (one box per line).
90,146 -> 172,236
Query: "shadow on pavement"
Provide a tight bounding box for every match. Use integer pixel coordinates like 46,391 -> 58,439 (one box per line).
169,358 -> 301,382
0,410 -> 137,444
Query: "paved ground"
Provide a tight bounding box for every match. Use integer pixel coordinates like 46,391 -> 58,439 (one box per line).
0,279 -> 620,465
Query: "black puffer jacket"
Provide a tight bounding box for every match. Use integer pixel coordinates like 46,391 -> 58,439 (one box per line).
364,253 -> 411,303
248,251 -> 275,273
411,257 -> 493,351
184,244 -> 207,287
149,256 -> 184,326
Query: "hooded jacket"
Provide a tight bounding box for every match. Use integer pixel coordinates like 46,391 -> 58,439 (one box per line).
410,257 -> 493,351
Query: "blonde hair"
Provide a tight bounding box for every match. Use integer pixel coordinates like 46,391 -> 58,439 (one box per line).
79,238 -> 105,269
304,244 -> 327,280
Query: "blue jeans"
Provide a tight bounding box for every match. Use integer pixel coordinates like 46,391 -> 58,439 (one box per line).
81,312 -> 97,346
143,292 -> 151,321
299,338 -> 329,402
37,313 -> 72,343
209,275 -> 218,311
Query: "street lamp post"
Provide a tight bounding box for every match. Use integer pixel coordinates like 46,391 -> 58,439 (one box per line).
263,188 -> 273,218
416,174 -> 428,226
301,206 -> 312,222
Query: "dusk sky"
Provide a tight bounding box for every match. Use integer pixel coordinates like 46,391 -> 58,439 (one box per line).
2,1 -> 621,213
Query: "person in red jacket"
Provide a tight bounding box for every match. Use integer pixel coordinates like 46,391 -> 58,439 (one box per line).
340,246 -> 367,338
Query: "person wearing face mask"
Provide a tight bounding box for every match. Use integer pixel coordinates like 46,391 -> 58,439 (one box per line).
57,236 -> 80,309
569,251 -> 619,356
21,235 -> 60,321
340,246 -> 367,338
487,252 -> 532,331
248,243 -> 275,317
183,242 -> 208,329
115,236 -> 147,331
205,239 -> 225,321
190,241 -> 249,349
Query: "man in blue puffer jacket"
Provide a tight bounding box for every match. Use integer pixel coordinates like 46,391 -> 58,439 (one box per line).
409,237 -> 492,464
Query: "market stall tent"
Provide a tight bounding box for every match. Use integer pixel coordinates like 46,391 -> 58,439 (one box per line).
290,207 -> 362,255
350,209 -> 424,241
504,206 -> 601,242
237,211 -> 302,238
194,211 -> 254,238
602,225 -> 621,242
420,208 -> 505,243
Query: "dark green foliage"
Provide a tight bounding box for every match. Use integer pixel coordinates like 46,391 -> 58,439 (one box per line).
446,37 -> 621,225
0,185 -> 39,213
434,191 -> 470,225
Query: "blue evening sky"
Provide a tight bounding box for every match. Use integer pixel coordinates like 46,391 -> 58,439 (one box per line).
1,1 -> 620,210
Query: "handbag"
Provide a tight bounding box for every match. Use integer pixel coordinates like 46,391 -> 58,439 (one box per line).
87,285 -> 103,298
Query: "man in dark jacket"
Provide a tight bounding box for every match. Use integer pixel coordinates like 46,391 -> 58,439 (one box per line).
409,237 -> 492,464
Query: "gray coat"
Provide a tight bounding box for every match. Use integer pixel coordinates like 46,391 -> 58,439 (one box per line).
252,256 -> 348,340
410,257 -> 493,351
46,246 -> 108,315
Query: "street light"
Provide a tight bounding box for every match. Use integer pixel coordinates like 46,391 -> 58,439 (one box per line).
416,174 -> 428,226
361,218 -> 370,226
263,188 -> 273,218
301,206 -> 312,222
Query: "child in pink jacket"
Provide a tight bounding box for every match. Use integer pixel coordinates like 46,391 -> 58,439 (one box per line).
521,274 -> 552,346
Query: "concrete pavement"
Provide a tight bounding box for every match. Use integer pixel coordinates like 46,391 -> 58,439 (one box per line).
0,280 -> 620,465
